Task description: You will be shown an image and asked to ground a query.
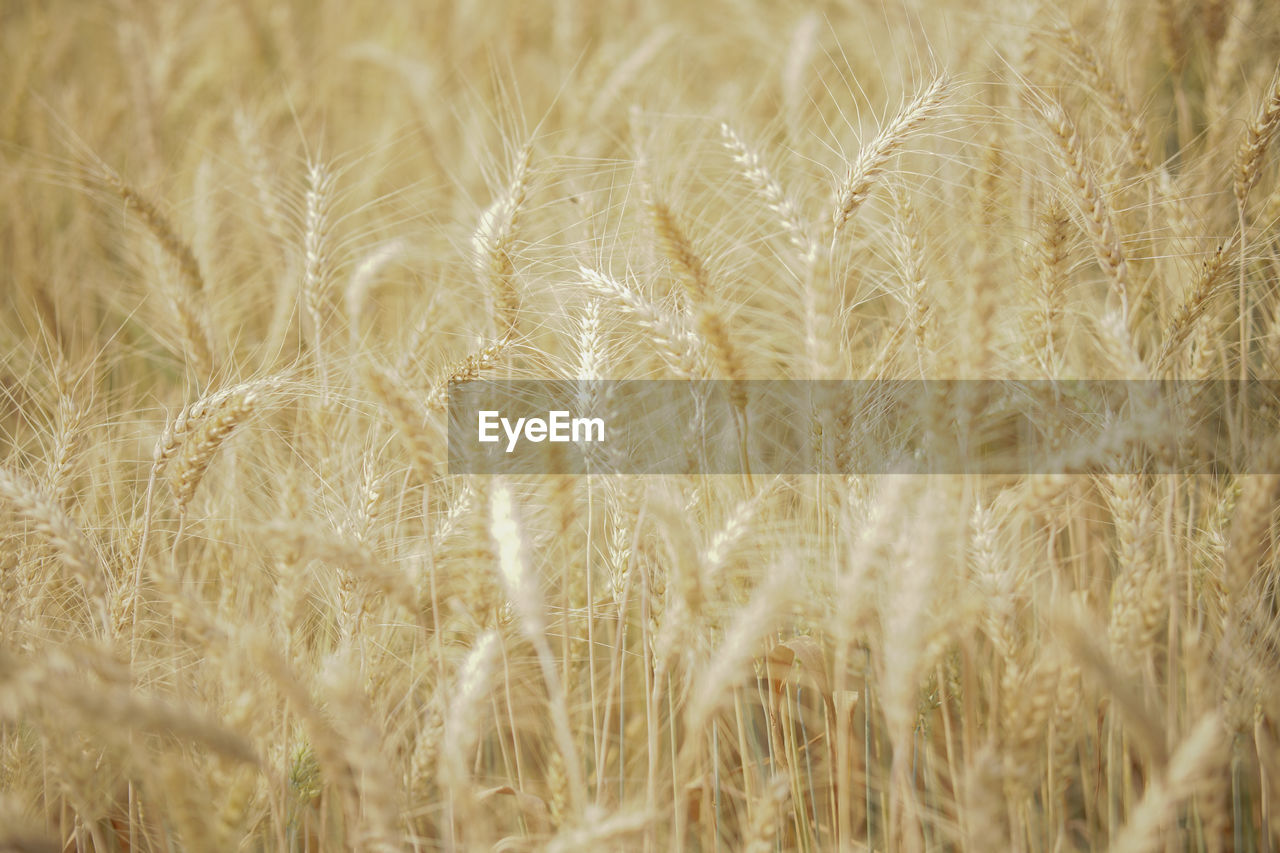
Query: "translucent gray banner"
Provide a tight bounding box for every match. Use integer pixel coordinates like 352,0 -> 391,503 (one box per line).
446,380 -> 1280,475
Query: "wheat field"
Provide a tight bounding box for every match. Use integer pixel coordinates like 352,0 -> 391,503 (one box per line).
3,0 -> 1280,850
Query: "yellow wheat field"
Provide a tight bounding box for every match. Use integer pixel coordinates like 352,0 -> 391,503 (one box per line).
2,0 -> 1280,849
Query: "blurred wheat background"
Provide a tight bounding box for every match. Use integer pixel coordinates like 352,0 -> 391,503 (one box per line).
3,0 -> 1280,849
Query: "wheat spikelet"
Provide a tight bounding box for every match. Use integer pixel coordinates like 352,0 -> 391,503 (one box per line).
490,479 -> 544,639
408,699 -> 444,797
887,183 -> 931,371
702,482 -> 772,580
684,558 -> 792,735
1097,310 -> 1149,380
152,376 -> 289,474
1,647 -> 256,763
1224,447 -> 1280,599
442,630 -> 499,791
1104,475 -> 1164,666
169,287 -> 217,378
1204,0 -> 1255,140
232,108 -> 289,244
346,238 -> 406,347
489,479 -> 587,813
1001,653 -> 1062,793
96,165 -> 220,377
1030,197 -> 1071,375
970,501 -> 1014,659
743,774 -> 791,853
645,192 -> 711,303
1056,606 -> 1168,768
45,388 -> 83,498
302,157 -> 336,396
644,187 -> 747,416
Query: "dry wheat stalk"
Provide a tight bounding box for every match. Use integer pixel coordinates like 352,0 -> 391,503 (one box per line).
644,188 -> 747,415
12,2 -> 1280,848
364,363 -> 439,477
1156,238 -> 1235,372
1030,197 -> 1070,375
489,480 -> 587,813
887,183 -> 931,372
442,630 -> 499,792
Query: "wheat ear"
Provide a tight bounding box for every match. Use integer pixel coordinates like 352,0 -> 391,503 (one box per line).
364,363 -> 439,479
302,157 -> 336,398
0,465 -> 105,621
1233,66 -> 1280,378
643,187 -> 748,449
1233,66 -> 1280,208
1035,97 -> 1130,321
473,142 -> 532,339
719,121 -> 816,263
1050,25 -> 1152,173
98,165 -> 206,296
1031,197 -> 1070,375
832,74 -> 953,233
1155,239 -> 1235,373
423,334 -> 513,412
580,265 -> 701,377
169,389 -> 263,516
